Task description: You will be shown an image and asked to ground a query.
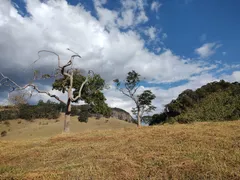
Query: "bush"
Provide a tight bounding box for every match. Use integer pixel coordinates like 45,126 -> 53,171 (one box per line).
152,81 -> 240,125
19,104 -> 60,120
0,110 -> 19,121
1,130 -> 7,137
3,121 -> 10,126
78,111 -> 88,123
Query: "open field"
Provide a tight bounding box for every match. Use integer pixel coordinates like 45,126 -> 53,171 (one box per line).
0,114 -> 136,140
0,120 -> 239,179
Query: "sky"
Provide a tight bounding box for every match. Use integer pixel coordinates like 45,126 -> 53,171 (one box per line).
0,0 -> 240,115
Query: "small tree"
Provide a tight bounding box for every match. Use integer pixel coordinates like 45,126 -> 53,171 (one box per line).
113,70 -> 156,127
8,91 -> 29,106
0,50 -> 106,132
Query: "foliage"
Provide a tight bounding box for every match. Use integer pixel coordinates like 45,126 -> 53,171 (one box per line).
77,104 -> 89,123
19,100 -> 60,120
149,113 -> 168,125
150,80 -> 240,125
141,116 -> 152,124
114,70 -> 156,126
132,90 -> 156,117
0,110 -> 19,121
52,69 -> 111,116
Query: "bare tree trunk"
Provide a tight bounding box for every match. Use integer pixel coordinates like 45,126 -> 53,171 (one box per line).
64,98 -> 71,132
137,110 -> 141,127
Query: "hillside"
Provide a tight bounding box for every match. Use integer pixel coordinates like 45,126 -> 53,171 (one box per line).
150,80 -> 240,125
110,107 -> 134,123
0,114 -> 136,140
0,120 -> 239,179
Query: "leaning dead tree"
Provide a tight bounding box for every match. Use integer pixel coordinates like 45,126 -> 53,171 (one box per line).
0,50 -> 95,132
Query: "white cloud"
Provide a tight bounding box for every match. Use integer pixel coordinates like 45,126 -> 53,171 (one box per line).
117,0 -> 148,28
151,1 -> 162,12
231,71 -> 240,81
222,51 -> 227,56
105,72 -> 219,115
94,0 -> 107,6
94,0 -> 148,29
221,71 -> 240,82
0,0 -> 232,114
144,26 -> 157,40
195,42 -> 222,58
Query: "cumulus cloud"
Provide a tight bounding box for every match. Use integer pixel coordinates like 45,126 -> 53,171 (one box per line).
105,72 -> 219,115
221,71 -> 240,82
195,42 -> 222,58
144,26 -> 157,40
151,1 -> 162,12
231,71 -> 240,81
0,0 -> 237,114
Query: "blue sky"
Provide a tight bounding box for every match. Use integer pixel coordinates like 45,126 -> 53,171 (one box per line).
11,0 -> 240,66
64,0 -> 240,64
0,0 -> 240,113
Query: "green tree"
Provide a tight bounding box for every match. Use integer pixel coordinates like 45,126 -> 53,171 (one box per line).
114,70 -> 156,127
52,69 -> 111,117
0,50 -> 108,132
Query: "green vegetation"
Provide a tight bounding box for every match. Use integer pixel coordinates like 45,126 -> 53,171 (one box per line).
52,69 -> 111,117
114,70 -> 156,126
150,80 -> 240,125
0,100 -> 61,121
0,109 -> 19,121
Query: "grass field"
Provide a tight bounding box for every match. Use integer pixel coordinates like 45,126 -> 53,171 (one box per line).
0,119 -> 240,179
0,114 -> 136,140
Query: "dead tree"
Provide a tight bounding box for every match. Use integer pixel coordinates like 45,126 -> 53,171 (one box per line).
0,50 -> 93,132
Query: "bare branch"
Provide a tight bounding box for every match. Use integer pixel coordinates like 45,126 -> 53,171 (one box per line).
34,50 -> 61,68
0,73 -> 66,105
0,72 -> 21,89
71,70 -> 90,101
67,48 -> 81,58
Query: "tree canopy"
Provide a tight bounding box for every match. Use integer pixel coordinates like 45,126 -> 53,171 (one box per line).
52,69 -> 111,116
150,80 -> 240,125
114,70 -> 156,127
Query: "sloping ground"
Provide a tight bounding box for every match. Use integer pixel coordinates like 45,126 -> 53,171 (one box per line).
0,114 -> 136,140
0,120 -> 239,180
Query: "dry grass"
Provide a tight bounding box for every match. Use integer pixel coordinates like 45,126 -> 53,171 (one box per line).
0,114 -> 136,140
0,120 -> 240,180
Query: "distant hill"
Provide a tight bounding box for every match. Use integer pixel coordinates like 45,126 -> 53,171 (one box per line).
72,105 -> 135,123
110,107 -> 135,123
150,80 -> 240,125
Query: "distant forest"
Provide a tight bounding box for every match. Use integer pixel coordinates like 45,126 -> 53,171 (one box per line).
150,80 -> 240,125
1,80 -> 240,125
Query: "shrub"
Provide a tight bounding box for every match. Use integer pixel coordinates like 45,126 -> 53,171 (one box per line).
19,104 -> 60,120
1,131 -> 7,137
78,111 -> 88,123
3,121 -> 10,126
0,110 -> 19,121
78,105 -> 90,123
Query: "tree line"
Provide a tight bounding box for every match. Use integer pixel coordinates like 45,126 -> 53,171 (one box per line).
149,80 -> 240,125
1,50 -> 239,131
